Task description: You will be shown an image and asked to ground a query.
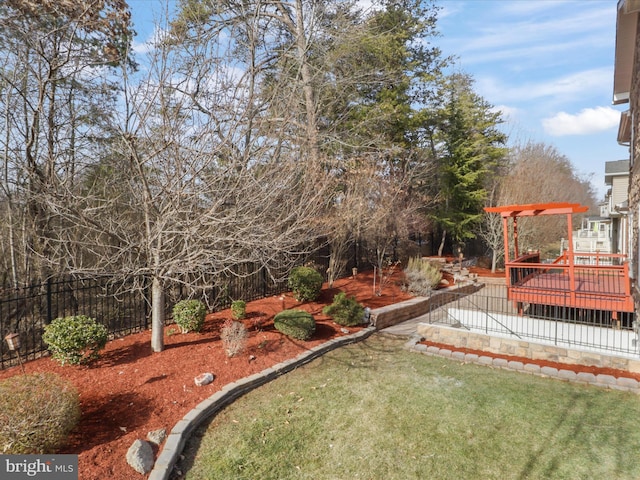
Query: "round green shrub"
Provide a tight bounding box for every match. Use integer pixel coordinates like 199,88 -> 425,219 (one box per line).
322,292 -> 365,327
172,299 -> 207,333
0,373 -> 80,453
43,315 -> 108,365
287,266 -> 324,302
231,300 -> 246,320
274,309 -> 316,340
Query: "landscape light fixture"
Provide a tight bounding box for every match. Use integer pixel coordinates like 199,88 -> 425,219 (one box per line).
4,332 -> 25,374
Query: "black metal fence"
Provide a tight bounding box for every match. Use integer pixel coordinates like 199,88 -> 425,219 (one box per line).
0,248 -> 342,370
0,276 -> 150,369
426,283 -> 638,358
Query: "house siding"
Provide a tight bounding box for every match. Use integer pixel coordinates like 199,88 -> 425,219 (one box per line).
612,176 -> 629,206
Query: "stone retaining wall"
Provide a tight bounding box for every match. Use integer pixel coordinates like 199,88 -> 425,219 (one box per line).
416,323 -> 640,374
369,283 -> 482,330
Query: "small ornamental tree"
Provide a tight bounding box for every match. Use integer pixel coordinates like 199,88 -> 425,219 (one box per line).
172,299 -> 206,333
42,315 -> 108,365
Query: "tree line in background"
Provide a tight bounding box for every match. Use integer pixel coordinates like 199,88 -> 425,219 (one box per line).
0,0 -> 595,352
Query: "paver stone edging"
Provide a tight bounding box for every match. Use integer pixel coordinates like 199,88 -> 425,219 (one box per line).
148,326 -> 376,480
403,335 -> 640,393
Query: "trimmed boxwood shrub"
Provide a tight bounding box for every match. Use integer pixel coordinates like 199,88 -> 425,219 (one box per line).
231,300 -> 246,320
274,309 -> 316,340
42,315 -> 108,365
322,292 -> 365,327
288,266 -> 323,302
173,299 -> 206,333
0,373 -> 80,453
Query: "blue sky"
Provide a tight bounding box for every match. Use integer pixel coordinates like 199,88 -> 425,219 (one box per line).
437,0 -> 625,200
128,0 -> 623,200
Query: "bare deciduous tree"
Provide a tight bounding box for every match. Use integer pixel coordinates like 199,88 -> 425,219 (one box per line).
38,7 -> 332,352
498,142 -> 596,254
481,141 -> 597,265
0,0 -> 133,285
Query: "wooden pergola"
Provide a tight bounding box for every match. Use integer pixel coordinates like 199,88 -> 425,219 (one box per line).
484,202 -> 633,321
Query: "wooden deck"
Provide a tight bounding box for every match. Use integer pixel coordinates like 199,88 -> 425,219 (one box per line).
507,262 -> 633,313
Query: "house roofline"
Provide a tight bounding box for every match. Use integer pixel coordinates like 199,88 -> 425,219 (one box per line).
613,0 -> 640,105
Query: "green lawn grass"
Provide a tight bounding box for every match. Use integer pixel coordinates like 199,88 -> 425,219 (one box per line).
177,334 -> 640,480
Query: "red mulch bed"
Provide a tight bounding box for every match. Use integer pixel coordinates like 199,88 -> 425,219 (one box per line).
0,271 -> 413,480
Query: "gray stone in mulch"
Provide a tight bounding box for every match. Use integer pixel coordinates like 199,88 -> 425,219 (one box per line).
127,439 -> 155,474
147,429 -> 167,446
194,372 -> 214,386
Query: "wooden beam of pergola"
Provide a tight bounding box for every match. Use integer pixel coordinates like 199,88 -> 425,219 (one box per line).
484,202 -> 589,218
483,202 -> 590,268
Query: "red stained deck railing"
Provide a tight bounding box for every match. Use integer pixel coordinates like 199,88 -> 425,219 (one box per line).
505,252 -> 633,314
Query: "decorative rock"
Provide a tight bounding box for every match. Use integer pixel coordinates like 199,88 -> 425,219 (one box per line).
147,428 -> 166,446
126,439 -> 154,474
194,372 -> 214,386
249,355 -> 257,362
340,328 -> 350,334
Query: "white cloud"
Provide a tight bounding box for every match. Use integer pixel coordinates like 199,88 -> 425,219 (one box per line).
440,2 -> 612,60
492,104 -> 519,120
475,67 -> 612,104
541,106 -> 620,136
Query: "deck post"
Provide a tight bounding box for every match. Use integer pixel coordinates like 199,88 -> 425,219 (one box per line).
566,212 -> 577,304
502,216 -> 510,286
513,217 -> 519,259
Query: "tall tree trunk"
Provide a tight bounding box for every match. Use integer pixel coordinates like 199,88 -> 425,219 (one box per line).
151,276 -> 165,352
437,229 -> 446,257
292,0 -> 319,163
